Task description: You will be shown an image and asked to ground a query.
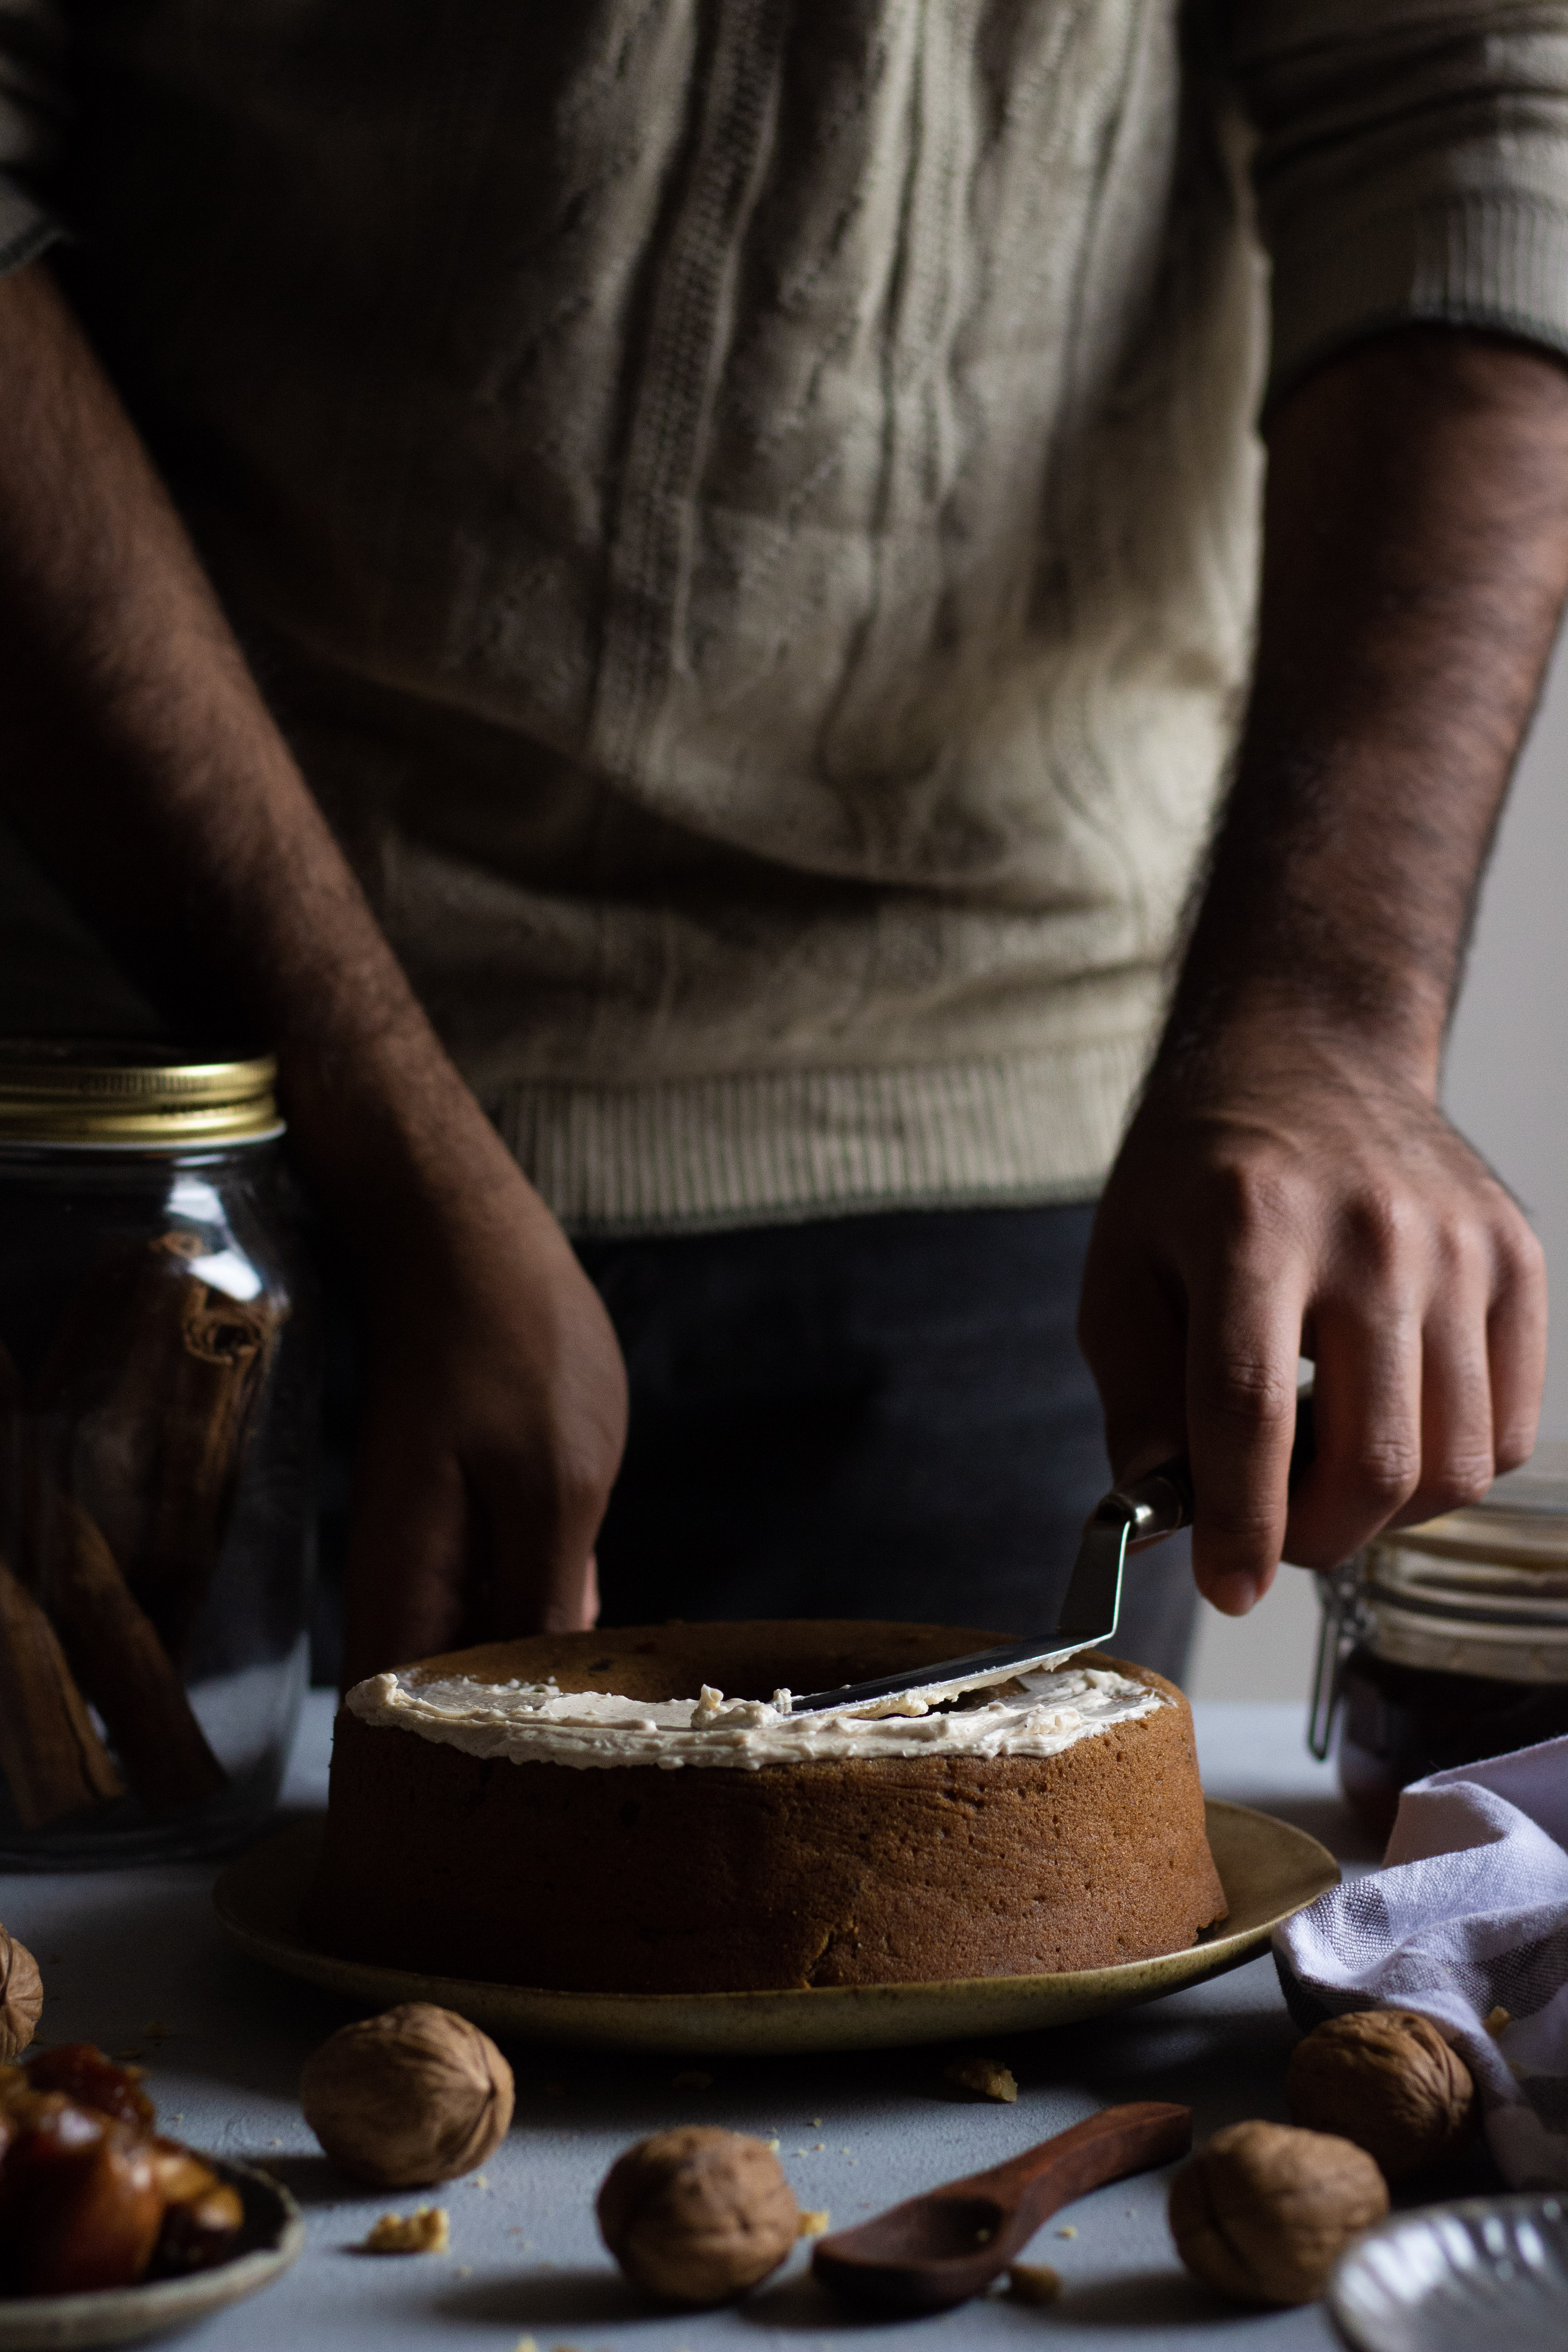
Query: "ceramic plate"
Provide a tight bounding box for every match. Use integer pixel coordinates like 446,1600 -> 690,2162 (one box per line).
0,2160 -> 302,2349
213,1799 -> 1336,2054
1331,2195 -> 1568,2352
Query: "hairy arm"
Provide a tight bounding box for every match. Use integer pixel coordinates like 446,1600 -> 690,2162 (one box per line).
0,259 -> 627,1682
1081,329 -> 1568,1612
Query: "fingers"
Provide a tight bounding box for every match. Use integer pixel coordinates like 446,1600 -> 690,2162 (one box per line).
1260,1191 -> 1543,1569
1488,1212 -> 1548,1474
479,1427 -> 614,1639
1293,1195 -> 1543,1557
341,1431 -> 470,1688
342,1425 -> 607,1687
1384,1237 -> 1493,1532
1182,1219 -> 1309,1614
1287,1298 -> 1422,1562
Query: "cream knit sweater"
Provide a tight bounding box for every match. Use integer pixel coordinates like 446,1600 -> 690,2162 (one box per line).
4,2 -> 1568,1229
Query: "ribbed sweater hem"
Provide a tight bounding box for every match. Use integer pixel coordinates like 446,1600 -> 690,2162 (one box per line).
485,1035 -> 1148,1235
1268,194 -> 1568,402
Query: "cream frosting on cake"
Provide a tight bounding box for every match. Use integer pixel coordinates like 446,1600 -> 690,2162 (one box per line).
345,1661 -> 1164,1771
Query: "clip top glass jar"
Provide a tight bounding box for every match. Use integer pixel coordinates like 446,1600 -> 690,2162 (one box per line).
0,1041 -> 317,1866
1312,1446 -> 1568,1841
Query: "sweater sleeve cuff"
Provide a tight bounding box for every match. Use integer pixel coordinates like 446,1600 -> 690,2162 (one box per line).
1268,193 -> 1568,406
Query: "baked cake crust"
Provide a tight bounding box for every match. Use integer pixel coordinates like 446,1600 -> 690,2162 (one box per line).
305,1622 -> 1227,1993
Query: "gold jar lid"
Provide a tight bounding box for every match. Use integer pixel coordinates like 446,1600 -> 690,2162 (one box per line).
0,1042 -> 282,1147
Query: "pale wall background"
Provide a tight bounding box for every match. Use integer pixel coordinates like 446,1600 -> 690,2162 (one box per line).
1189,622 -> 1568,1701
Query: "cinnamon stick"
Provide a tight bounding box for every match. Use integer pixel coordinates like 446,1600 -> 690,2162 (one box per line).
2,1332 -> 225,1818
15,1480 -> 226,1816
36,1233 -> 282,1658
0,1554 -> 124,1830
0,1349 -> 122,1830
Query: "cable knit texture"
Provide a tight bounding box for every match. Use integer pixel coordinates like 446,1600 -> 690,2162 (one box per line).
3,3 -> 1568,1228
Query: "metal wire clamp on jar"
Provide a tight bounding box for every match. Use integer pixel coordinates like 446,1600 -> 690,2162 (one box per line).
0,1043 -> 318,1865
1310,1449 -> 1568,1840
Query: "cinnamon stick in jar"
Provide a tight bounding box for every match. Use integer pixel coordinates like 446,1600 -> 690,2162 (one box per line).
0,1553 -> 124,1829
0,1348 -> 122,1829
36,1232 -> 283,1659
15,1476 -> 226,1815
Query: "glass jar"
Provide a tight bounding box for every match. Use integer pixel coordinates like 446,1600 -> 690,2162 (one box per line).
1311,1449 -> 1568,1841
0,1043 -> 318,1866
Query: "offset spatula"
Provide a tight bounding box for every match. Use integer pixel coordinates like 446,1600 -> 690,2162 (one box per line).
787,1388 -> 1315,1718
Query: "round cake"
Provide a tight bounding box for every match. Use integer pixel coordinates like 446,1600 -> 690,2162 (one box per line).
305,1622 -> 1227,1994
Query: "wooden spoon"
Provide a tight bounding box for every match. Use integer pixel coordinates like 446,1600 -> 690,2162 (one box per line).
810,2100 -> 1191,2313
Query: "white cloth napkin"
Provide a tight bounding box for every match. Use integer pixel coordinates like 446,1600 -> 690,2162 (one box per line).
1274,1733 -> 1568,2188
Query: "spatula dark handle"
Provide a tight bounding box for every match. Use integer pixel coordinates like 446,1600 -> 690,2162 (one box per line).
1115,1385 -> 1316,1543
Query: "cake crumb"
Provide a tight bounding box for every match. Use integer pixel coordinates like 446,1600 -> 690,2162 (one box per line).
1008,2262 -> 1061,2304
671,2069 -> 712,2091
468,2173 -> 490,2191
1485,2005 -> 1513,2036
765,2138 -> 780,2151
1056,2224 -> 1077,2239
798,2209 -> 831,2238
361,2207 -> 451,2254
945,2056 -> 1018,2103
514,2339 -> 537,2352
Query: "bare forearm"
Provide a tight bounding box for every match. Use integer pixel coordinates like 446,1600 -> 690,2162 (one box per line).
1166,328 -> 1568,1086
0,260 -> 474,1231
1083,329 -> 1565,1606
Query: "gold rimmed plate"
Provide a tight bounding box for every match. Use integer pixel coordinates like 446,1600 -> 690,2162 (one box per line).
0,2160 -> 302,2349
214,1801 -> 1336,2056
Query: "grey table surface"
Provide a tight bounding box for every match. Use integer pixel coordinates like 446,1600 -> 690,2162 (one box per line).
0,1694 -> 1416,2352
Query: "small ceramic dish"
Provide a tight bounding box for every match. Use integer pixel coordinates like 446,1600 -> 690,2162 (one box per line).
1331,2193 -> 1568,2352
0,2158 -> 302,2349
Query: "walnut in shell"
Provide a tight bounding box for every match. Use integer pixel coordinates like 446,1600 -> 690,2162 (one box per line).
300,2003 -> 513,2187
1286,2009 -> 1475,2179
598,2126 -> 799,2304
1168,2121 -> 1388,2305
0,1926 -> 42,2060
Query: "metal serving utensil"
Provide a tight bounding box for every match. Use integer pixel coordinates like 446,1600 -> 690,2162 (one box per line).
786,1389 -> 1315,1719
